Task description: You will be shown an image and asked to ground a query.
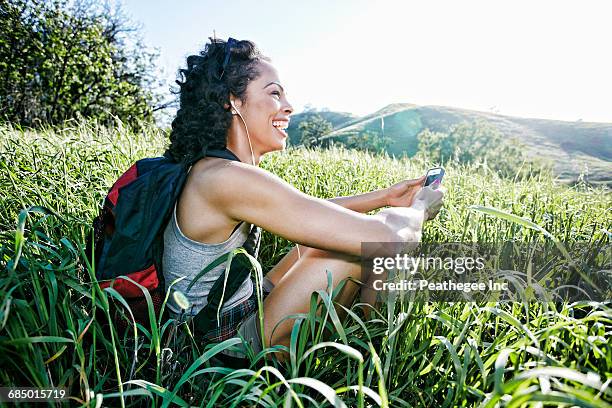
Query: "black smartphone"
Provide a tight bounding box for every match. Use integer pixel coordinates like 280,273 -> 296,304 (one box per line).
424,167 -> 445,187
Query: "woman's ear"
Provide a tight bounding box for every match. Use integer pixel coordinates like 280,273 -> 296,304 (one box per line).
228,93 -> 244,109
224,93 -> 234,111
225,99 -> 238,114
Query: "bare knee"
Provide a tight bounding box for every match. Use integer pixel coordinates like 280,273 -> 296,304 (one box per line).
261,247 -> 363,354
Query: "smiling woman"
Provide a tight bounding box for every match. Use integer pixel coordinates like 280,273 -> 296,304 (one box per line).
162,36 -> 444,366
165,38 -> 272,164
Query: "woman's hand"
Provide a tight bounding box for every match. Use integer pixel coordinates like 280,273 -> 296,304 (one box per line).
411,184 -> 445,221
385,175 -> 426,207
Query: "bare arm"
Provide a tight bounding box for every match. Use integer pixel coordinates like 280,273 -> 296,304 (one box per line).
326,189 -> 388,213
200,163 -> 426,258
326,175 -> 426,214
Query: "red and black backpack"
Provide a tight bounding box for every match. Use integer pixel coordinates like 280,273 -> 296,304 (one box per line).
86,148 -> 261,334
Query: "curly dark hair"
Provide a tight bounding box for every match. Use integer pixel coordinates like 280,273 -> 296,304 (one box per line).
165,38 -> 271,163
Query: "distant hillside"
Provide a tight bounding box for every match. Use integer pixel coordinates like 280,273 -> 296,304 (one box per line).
288,103 -> 612,186
286,110 -> 360,145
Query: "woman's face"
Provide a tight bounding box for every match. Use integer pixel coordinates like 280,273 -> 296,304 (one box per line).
232,60 -> 293,154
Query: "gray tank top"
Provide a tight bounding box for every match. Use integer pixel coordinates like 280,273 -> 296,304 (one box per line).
162,204 -> 254,316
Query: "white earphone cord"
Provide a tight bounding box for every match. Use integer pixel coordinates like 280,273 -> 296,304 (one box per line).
232,103 -> 256,166
233,103 -> 300,259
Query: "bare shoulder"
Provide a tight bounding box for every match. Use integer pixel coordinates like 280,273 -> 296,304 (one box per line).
189,158 -> 290,211
190,158 -> 277,193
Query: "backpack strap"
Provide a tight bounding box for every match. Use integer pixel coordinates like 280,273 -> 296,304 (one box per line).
183,147 -> 242,166
191,224 -> 261,336
190,146 -> 263,336
205,148 -> 241,161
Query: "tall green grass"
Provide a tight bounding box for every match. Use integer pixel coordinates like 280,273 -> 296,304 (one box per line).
1,121 -> 610,407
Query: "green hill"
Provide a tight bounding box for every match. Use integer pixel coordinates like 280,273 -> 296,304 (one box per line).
288,103 -> 612,186
286,109 -> 360,145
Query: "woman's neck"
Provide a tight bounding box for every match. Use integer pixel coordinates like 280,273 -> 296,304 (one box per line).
226,128 -> 261,165
226,140 -> 260,165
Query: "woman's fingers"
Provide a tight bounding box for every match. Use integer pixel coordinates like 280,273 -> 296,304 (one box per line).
412,175 -> 427,185
387,175 -> 427,207
414,186 -> 445,220
426,187 -> 445,220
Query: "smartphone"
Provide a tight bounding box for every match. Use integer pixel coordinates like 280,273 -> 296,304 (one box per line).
424,167 -> 445,187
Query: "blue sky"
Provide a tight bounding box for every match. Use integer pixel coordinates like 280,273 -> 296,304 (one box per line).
122,0 -> 612,123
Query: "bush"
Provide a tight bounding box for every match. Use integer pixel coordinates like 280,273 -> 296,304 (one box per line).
342,130 -> 392,154
0,0 -> 162,128
298,113 -> 333,147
